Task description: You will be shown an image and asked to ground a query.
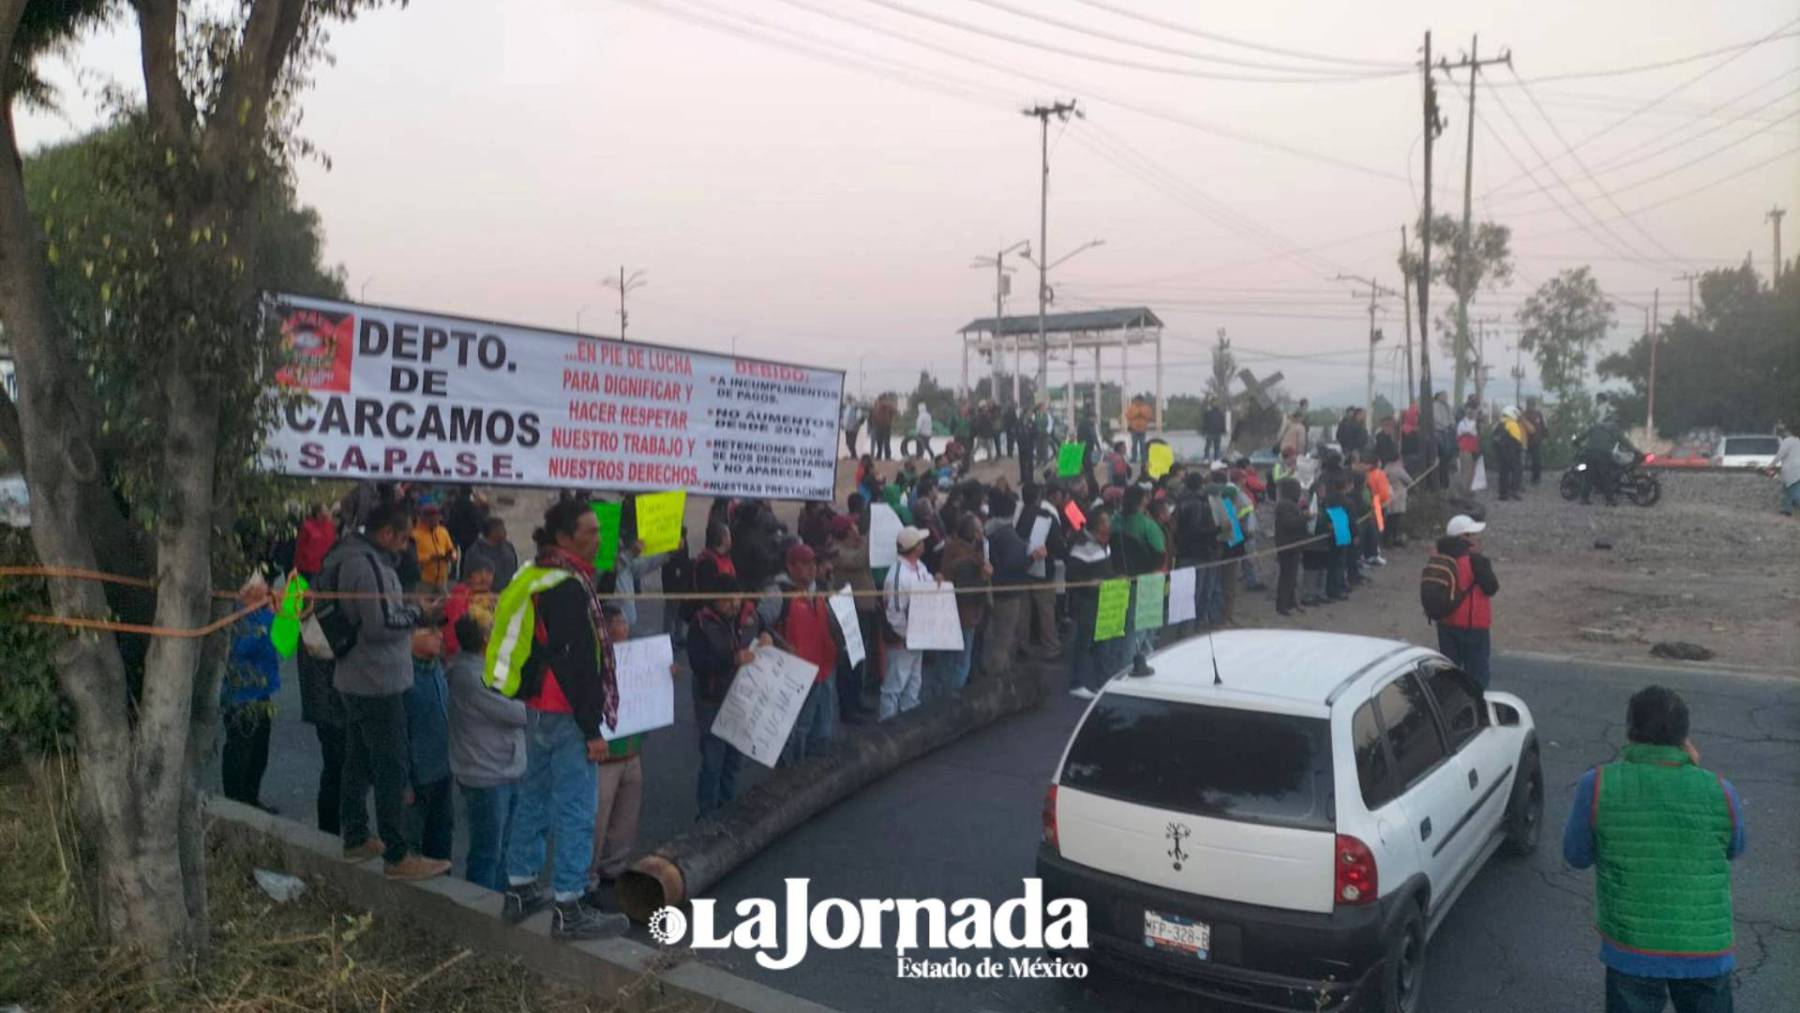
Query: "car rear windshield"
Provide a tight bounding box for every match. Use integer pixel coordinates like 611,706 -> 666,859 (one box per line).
1060,694 -> 1335,831
1724,436 -> 1778,456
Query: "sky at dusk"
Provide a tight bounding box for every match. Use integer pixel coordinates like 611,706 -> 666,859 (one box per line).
15,0 -> 1800,408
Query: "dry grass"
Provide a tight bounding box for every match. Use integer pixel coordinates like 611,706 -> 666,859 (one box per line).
0,762 -> 703,1013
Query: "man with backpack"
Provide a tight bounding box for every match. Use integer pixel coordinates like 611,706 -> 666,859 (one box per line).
1422,515 -> 1500,689
315,500 -> 448,880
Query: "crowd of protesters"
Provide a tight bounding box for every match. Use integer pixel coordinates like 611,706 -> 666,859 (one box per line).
223,393 -> 1519,945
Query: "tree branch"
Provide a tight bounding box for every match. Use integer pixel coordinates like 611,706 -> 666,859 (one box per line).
208,0 -> 307,149
131,0 -> 195,139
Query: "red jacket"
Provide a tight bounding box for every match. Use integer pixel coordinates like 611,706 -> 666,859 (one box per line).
295,516 -> 337,576
1441,551 -> 1498,630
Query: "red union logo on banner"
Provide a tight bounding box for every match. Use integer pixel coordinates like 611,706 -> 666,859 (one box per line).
277,306 -> 354,393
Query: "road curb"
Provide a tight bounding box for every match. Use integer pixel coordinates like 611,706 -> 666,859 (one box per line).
1498,650 -> 1796,682
206,797 -> 835,1013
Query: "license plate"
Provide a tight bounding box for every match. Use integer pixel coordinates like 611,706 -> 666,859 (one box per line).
1143,909 -> 1210,959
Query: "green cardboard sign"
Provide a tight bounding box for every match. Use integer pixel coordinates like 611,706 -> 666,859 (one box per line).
1056,441 -> 1085,478
269,573 -> 307,658
1094,579 -> 1130,641
1133,572 -> 1165,632
590,501 -> 623,572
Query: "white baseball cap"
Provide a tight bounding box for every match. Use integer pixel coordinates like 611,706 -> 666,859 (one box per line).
1446,515 -> 1487,537
896,526 -> 930,552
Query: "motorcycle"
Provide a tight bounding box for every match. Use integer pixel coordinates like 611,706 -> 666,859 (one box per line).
1560,451 -> 1662,506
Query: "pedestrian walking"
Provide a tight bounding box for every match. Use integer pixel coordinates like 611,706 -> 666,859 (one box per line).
1522,397 -> 1548,486
1563,686 -> 1746,1013
1494,405 -> 1526,501
1431,515 -> 1499,689
841,397 -> 863,458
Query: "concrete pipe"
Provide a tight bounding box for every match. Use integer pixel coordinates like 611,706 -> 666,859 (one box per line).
616,660 -> 1050,922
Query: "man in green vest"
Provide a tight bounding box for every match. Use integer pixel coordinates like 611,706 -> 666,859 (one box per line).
1563,686 -> 1746,1013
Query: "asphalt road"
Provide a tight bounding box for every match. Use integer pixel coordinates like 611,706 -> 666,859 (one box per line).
245,643 -> 1798,1012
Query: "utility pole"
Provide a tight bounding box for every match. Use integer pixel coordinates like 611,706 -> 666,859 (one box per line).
1023,99 -> 1081,403
1646,288 -> 1661,439
1400,225 -> 1415,403
601,266 -> 648,341
1336,274 -> 1396,420
1417,31 -> 1443,443
972,240 -> 1031,406
1767,206 -> 1786,281
1673,272 -> 1700,316
1472,315 -> 1502,408
1443,34 -> 1513,407
1510,341 -> 1524,406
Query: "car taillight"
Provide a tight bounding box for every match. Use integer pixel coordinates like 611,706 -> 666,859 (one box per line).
1042,784 -> 1059,851
1334,834 -> 1377,906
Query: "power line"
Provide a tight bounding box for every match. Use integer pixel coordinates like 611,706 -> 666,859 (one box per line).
1508,69 -> 1695,267
1492,22 -> 1800,85
1538,69 -> 1800,182
850,0 -> 1405,83
958,0 -> 1408,77
1480,17 -> 1798,199
763,0 -> 1410,182
1064,0 -> 1409,70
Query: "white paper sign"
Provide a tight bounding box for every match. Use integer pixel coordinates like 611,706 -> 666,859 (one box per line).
869,503 -> 902,569
263,294 -> 845,498
710,646 -> 818,768
1167,567 -> 1197,624
1027,514 -> 1052,579
602,634 -> 675,740
1471,456 -> 1488,492
829,585 -> 866,668
905,582 -> 965,651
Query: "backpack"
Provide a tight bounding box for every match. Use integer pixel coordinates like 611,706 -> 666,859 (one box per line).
1174,495 -> 1217,558
484,565 -> 574,698
1419,554 -> 1470,622
308,548 -> 366,660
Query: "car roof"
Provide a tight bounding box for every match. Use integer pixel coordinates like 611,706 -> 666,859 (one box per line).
1105,629 -> 1429,717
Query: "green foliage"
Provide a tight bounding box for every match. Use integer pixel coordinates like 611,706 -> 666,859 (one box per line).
0,530 -> 72,764
22,119 -> 344,538
1517,267 -> 1614,402
1163,394 -> 1204,431
1208,336 -> 1236,402
1597,265 -> 1799,437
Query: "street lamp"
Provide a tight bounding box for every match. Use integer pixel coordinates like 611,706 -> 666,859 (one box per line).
576,304 -> 592,334
360,277 -> 375,302
1021,237 -> 1105,274
601,266 -> 649,341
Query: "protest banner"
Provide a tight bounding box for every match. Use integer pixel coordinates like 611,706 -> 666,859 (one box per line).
1146,442 -> 1174,478
1055,441 -> 1084,478
590,500 -> 623,572
263,294 -> 845,499
710,646 -> 817,768
1095,579 -> 1130,641
828,586 -> 866,668
634,490 -> 686,555
1062,498 -> 1086,532
604,634 -> 676,740
905,583 -> 964,651
868,503 -> 902,569
1166,566 -> 1197,624
1134,573 -> 1165,631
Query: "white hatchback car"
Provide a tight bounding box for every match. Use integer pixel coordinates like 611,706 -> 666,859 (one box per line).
1712,433 -> 1781,469
1037,630 -> 1541,1013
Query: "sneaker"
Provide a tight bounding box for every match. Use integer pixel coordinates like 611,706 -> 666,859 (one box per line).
341,838 -> 384,863
1069,686 -> 1097,700
1369,556 -> 1388,567
502,882 -> 554,925
552,898 -> 630,941
384,853 -> 451,881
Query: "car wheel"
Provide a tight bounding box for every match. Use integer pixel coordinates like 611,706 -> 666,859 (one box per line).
1379,903 -> 1426,1013
1503,750 -> 1543,857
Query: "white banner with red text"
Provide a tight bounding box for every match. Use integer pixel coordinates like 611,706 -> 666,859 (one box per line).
262,294 -> 844,499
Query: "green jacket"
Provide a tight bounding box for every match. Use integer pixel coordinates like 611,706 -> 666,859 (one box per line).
1593,744 -> 1736,957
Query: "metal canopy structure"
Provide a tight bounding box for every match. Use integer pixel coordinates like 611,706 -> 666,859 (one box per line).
957,306 -> 1165,433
